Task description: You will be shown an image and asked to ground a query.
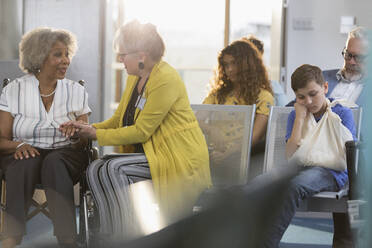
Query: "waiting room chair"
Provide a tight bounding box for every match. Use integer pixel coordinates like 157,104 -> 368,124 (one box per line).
191,104 -> 256,186
262,106 -> 362,213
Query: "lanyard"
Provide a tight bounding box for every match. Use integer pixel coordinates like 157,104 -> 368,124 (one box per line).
133,76 -> 149,122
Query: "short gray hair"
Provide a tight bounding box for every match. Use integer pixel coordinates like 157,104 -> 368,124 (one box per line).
19,27 -> 78,74
113,20 -> 165,62
347,26 -> 369,48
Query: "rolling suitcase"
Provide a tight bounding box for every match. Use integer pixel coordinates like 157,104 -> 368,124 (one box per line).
85,153 -> 151,246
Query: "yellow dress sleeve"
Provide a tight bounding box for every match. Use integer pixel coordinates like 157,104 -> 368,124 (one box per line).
95,75 -> 180,146
256,89 -> 274,116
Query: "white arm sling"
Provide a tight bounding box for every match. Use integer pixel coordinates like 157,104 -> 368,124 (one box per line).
289,99 -> 354,171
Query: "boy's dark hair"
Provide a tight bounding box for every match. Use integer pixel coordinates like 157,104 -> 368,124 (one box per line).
291,64 -> 325,92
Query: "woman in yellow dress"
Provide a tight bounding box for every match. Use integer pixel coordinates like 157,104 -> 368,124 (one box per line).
203,39 -> 274,182
60,20 -> 211,223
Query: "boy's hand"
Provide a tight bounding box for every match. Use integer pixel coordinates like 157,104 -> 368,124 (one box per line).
294,102 -> 308,120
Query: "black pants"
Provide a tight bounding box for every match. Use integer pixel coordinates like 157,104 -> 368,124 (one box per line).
0,147 -> 88,239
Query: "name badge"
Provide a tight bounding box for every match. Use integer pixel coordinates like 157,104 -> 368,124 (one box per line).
137,97 -> 146,110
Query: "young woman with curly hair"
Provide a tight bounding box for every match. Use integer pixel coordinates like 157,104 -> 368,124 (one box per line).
203,40 -> 274,183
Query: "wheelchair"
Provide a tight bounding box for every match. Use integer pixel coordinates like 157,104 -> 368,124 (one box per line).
0,78 -> 99,248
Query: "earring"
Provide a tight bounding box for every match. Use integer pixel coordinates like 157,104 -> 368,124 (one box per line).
138,62 -> 145,70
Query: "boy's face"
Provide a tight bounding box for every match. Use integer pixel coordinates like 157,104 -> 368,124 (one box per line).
295,80 -> 328,115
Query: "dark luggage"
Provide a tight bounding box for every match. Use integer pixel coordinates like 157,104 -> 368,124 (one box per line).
86,153 -> 151,245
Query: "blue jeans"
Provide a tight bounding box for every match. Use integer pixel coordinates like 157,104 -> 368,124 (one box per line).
250,166 -> 339,248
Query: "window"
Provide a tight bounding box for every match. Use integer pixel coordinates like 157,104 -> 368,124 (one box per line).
109,0 -> 278,106
230,0 -> 275,67
119,0 -> 225,104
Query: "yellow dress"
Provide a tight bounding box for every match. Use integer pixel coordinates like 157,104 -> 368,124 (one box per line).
93,61 -> 211,222
203,89 -> 273,115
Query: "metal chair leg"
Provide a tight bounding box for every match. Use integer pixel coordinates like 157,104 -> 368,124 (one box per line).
83,194 -> 90,248
1,180 -> 6,233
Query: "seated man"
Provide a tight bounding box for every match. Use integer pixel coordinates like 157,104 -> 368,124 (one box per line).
287,27 -> 367,107
261,64 -> 356,247
324,27 -> 368,107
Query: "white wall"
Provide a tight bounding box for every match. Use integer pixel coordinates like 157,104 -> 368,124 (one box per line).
284,0 -> 372,99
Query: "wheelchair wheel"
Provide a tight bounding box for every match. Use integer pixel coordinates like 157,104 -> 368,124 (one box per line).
80,191 -> 102,248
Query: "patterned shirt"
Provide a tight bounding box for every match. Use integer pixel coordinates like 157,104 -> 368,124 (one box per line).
0,74 -> 91,149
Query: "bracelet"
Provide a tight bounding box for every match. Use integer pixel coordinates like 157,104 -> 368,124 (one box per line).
69,137 -> 80,145
16,142 -> 26,150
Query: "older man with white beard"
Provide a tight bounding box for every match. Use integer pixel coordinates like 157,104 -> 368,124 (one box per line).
324,27 -> 368,106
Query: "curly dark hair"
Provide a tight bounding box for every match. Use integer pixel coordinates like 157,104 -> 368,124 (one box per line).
208,40 -> 272,104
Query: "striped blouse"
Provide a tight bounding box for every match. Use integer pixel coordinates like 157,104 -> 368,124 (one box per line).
0,74 -> 91,149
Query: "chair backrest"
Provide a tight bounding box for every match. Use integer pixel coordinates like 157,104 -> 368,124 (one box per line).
263,106 -> 363,173
191,104 -> 256,185
263,106 -> 293,172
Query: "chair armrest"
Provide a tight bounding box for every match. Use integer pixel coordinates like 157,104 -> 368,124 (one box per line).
312,187 -> 348,200
345,140 -> 358,200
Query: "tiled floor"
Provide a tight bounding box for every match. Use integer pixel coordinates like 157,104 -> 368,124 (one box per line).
0,213 -> 333,248
281,216 -> 333,248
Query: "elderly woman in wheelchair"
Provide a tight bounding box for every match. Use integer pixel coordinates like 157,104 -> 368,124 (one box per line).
0,27 -> 91,248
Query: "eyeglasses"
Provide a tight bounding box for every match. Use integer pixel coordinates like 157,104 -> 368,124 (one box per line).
117,51 -> 138,59
342,48 -> 367,63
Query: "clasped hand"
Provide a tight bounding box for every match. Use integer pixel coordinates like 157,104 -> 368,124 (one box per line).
14,143 -> 40,160
59,120 -> 97,140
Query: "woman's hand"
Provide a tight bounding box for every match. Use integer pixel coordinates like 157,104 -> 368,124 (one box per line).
59,121 -> 97,140
14,143 -> 40,160
59,120 -> 87,138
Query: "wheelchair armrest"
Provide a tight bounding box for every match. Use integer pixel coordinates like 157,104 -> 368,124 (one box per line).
86,139 -> 99,163
345,140 -> 359,200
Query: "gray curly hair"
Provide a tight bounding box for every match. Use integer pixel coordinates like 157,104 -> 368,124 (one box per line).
113,20 -> 165,62
19,27 -> 78,74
